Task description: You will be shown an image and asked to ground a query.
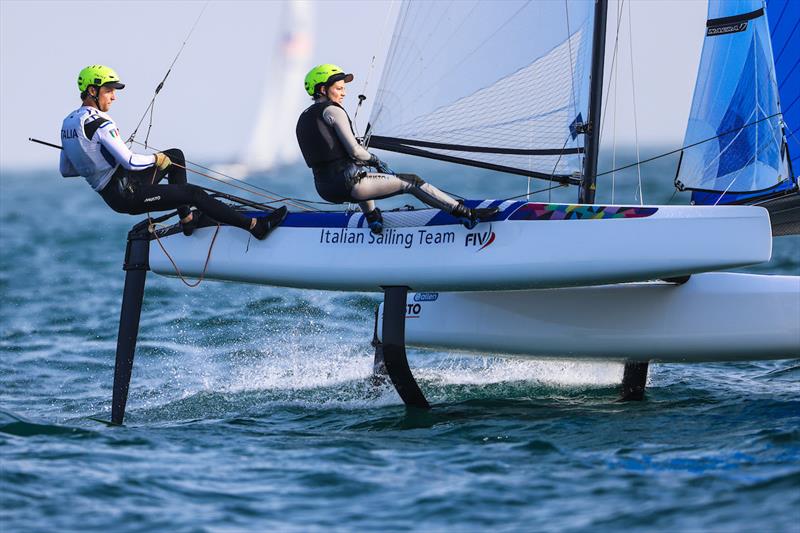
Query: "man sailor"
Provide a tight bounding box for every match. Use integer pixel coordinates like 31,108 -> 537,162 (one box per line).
60,64 -> 286,238
295,64 -> 497,234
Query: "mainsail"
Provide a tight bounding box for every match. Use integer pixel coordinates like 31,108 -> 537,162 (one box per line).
365,0 -> 595,184
675,0 -> 798,206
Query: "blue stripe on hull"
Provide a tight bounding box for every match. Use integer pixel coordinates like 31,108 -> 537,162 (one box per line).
244,200 -> 658,229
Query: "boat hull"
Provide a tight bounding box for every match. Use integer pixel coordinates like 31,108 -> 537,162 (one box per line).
149,201 -> 773,292
377,273 -> 800,362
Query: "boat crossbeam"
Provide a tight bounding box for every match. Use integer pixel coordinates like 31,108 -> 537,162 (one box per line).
378,286 -> 430,409
111,221 -> 151,425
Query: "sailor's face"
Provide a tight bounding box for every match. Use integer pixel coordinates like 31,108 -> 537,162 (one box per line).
97,86 -> 116,112
325,80 -> 346,104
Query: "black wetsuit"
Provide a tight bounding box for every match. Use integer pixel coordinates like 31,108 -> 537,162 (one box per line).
296,98 -> 460,214
98,148 -> 253,230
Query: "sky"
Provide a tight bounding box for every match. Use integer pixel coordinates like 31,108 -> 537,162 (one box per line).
0,0 -> 707,170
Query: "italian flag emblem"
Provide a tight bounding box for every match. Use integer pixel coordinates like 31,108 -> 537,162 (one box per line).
110,129 -> 119,138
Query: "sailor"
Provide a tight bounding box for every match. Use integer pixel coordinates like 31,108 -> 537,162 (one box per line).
295,64 -> 498,234
60,65 -> 287,238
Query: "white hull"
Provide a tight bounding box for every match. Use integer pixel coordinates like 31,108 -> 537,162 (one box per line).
149,202 -> 772,292
377,273 -> 800,362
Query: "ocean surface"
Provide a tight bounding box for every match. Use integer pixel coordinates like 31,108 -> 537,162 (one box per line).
1,153 -> 798,532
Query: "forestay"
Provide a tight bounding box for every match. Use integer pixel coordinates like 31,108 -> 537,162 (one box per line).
676,0 -> 797,205
366,0 -> 594,183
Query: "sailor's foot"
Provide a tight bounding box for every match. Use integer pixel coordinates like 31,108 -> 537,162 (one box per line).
452,203 -> 499,229
181,210 -> 202,236
365,207 -> 383,235
249,206 -> 288,240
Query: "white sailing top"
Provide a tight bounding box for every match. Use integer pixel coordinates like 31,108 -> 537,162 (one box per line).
59,106 -> 156,191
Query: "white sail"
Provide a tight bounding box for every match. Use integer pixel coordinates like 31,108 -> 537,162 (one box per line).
242,0 -> 312,172
366,0 -> 594,181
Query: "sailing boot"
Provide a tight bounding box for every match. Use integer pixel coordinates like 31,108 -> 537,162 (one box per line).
452,202 -> 499,229
365,207 -> 383,235
181,210 -> 203,236
250,206 -> 288,240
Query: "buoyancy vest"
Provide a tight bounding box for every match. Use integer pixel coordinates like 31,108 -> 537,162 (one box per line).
61,107 -> 118,191
295,101 -> 353,168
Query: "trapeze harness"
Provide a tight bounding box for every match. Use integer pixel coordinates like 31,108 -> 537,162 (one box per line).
59,106 -> 252,230
295,100 -> 459,213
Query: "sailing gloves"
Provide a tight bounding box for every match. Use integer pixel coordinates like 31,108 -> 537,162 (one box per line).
368,155 -> 392,175
452,202 -> 500,229
154,152 -> 172,171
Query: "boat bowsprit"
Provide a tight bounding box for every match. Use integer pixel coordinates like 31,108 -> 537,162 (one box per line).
148,200 -> 772,292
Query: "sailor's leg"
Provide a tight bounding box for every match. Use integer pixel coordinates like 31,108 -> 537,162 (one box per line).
396,173 -> 460,212
358,200 -> 376,215
620,361 -> 649,401
127,183 -> 253,230
160,148 -> 187,186
349,172 -> 459,212
153,148 -> 190,218
381,286 -> 430,408
125,163 -> 190,219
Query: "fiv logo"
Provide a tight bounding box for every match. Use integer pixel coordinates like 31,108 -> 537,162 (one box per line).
464,224 -> 495,251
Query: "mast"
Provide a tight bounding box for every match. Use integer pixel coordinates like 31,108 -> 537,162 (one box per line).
577,0 -> 650,399
579,0 -> 609,204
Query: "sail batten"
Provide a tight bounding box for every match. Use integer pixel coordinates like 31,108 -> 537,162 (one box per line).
367,0 -> 595,181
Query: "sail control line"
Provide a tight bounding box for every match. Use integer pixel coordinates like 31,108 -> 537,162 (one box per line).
127,3 -> 208,148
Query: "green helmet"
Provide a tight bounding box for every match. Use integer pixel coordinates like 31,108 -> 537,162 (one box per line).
304,64 -> 353,96
77,65 -> 126,93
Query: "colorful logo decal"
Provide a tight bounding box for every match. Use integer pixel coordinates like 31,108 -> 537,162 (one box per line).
509,203 -> 657,221
465,224 -> 496,251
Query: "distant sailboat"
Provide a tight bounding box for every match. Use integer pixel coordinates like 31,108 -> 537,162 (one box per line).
216,0 -> 312,178
675,0 -> 799,235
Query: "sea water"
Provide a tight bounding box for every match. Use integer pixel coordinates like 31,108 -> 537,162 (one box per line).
2,153 -> 798,531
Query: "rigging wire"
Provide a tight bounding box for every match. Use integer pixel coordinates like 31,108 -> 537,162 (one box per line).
129,140 -> 320,212
712,116 -> 785,205
563,0 -> 583,182
627,0 -> 644,205
127,3 -> 209,147
503,183 -> 569,203
597,0 -> 625,144
596,111 -> 784,179
611,0 -> 623,204
352,0 -> 397,135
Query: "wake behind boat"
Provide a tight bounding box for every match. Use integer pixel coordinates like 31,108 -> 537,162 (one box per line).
149,200 -> 771,292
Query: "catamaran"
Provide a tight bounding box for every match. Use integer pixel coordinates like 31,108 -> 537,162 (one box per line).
107,0 -> 799,422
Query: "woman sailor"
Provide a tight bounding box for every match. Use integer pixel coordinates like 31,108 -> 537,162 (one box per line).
295,64 -> 497,234
60,65 -> 287,239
